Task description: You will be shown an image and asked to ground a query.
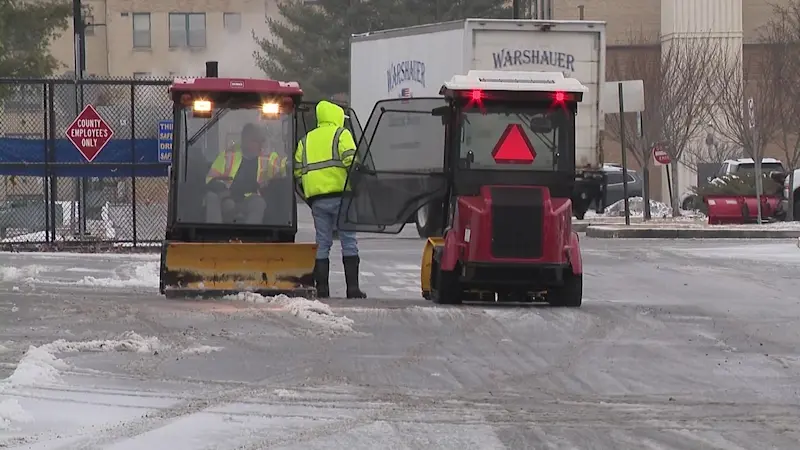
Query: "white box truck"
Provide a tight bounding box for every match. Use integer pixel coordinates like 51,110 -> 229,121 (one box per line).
349,19 -> 608,232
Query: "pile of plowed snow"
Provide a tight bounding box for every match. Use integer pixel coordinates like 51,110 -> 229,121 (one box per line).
3,331 -> 164,389
226,293 -> 355,332
75,261 -> 159,288
0,331 -> 166,430
604,197 -> 672,217
603,197 -> 705,219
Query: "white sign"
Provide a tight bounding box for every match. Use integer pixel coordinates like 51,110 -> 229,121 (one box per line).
748,97 -> 755,129
602,80 -> 645,113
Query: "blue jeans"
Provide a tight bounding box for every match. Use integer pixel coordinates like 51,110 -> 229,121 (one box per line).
311,197 -> 358,259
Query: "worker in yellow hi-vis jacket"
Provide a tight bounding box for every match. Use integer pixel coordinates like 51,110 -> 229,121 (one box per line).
205,123 -> 288,224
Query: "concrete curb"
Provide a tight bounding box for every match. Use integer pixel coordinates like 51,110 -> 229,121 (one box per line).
572,222 -> 591,232
586,225 -> 800,239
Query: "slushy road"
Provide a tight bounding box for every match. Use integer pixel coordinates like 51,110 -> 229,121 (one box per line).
0,233 -> 798,449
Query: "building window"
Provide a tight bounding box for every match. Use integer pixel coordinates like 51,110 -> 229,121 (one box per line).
169,13 -> 206,48
133,72 -> 151,79
132,13 -> 151,48
223,13 -> 241,33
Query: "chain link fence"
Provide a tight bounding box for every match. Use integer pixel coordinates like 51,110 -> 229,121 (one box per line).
0,77 -> 173,249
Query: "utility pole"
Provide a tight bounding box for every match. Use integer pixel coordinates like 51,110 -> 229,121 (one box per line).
72,0 -> 88,237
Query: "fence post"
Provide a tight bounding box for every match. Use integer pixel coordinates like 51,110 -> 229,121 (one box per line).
47,82 -> 58,243
130,83 -> 138,247
42,82 -> 50,243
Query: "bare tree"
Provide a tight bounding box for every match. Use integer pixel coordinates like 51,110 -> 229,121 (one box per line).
760,2 -> 800,220
709,48 -> 782,221
682,139 -> 741,169
606,33 -> 725,216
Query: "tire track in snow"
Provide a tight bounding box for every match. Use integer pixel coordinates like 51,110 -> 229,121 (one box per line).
68,364 -> 324,450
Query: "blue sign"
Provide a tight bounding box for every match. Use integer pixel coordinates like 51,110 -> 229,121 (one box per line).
158,120 -> 173,163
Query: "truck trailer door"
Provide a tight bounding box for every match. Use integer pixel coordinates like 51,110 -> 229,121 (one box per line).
337,98 -> 449,233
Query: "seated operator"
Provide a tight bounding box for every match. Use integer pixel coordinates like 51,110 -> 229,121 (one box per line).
205,123 -> 289,224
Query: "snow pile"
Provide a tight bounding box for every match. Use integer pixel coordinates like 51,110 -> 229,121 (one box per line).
75,261 -> 159,289
5,346 -> 69,387
3,332 -> 164,388
0,332 -> 162,430
604,197 -> 673,218
227,293 -> 355,332
42,331 -> 164,354
181,345 -> 223,355
0,265 -> 49,282
0,344 -> 8,353
0,399 -> 33,430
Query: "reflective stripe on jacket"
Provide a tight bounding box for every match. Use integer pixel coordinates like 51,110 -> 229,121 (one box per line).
293,101 -> 356,200
206,146 -> 288,192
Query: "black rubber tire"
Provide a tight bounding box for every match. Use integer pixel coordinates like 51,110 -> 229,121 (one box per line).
548,270 -> 582,308
794,197 -> 800,221
415,201 -> 444,238
430,250 -> 462,305
682,195 -> 698,211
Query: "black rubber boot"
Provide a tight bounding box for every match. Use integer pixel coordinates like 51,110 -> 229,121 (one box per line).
343,255 -> 367,299
314,258 -> 330,298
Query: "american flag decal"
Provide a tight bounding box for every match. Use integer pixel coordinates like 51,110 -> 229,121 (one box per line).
400,88 -> 411,97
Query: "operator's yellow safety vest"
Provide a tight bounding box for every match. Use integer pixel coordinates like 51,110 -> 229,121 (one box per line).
206,145 -> 288,192
294,101 -> 356,200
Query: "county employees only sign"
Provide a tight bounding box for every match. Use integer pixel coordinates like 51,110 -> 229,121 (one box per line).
65,104 -> 114,162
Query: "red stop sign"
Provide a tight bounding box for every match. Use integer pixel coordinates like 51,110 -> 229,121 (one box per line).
65,104 -> 115,162
652,146 -> 671,165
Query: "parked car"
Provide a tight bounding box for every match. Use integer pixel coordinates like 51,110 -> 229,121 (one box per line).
602,164 -> 644,206
572,164 -> 644,219
782,168 -> 800,221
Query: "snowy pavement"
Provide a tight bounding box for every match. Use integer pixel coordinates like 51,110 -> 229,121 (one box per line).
1,234 -> 800,448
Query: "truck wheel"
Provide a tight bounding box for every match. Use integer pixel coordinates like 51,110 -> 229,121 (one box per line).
794,197 -> 800,221
548,269 -> 582,308
682,195 -> 698,211
431,261 -> 462,305
415,202 -> 443,238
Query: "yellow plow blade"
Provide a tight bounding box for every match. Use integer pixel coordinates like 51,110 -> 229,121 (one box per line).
160,242 -> 317,298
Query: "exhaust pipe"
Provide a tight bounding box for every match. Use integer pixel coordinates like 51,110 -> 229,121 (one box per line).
205,61 -> 218,78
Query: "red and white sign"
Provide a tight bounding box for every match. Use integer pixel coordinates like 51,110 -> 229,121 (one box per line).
491,124 -> 537,164
652,146 -> 671,166
65,104 -> 114,162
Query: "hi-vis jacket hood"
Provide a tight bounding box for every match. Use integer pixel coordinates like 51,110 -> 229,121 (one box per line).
316,101 -> 345,128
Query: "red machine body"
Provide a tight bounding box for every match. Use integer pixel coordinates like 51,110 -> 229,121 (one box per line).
439,186 -> 582,292
705,194 -> 782,225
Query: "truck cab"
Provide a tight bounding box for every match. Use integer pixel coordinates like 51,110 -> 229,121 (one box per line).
336,70 -> 587,306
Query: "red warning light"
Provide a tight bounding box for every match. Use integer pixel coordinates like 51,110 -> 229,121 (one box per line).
471,90 -> 483,101
491,124 -> 537,164
554,91 -> 566,103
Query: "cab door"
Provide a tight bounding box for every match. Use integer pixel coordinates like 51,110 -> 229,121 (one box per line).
337,98 -> 449,233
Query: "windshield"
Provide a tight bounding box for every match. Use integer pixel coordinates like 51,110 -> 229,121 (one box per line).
174,105 -> 295,226
734,163 -> 785,174
460,105 -> 573,172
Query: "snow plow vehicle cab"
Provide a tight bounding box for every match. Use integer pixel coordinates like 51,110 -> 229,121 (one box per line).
335,70 -> 586,306
159,62 -> 317,298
